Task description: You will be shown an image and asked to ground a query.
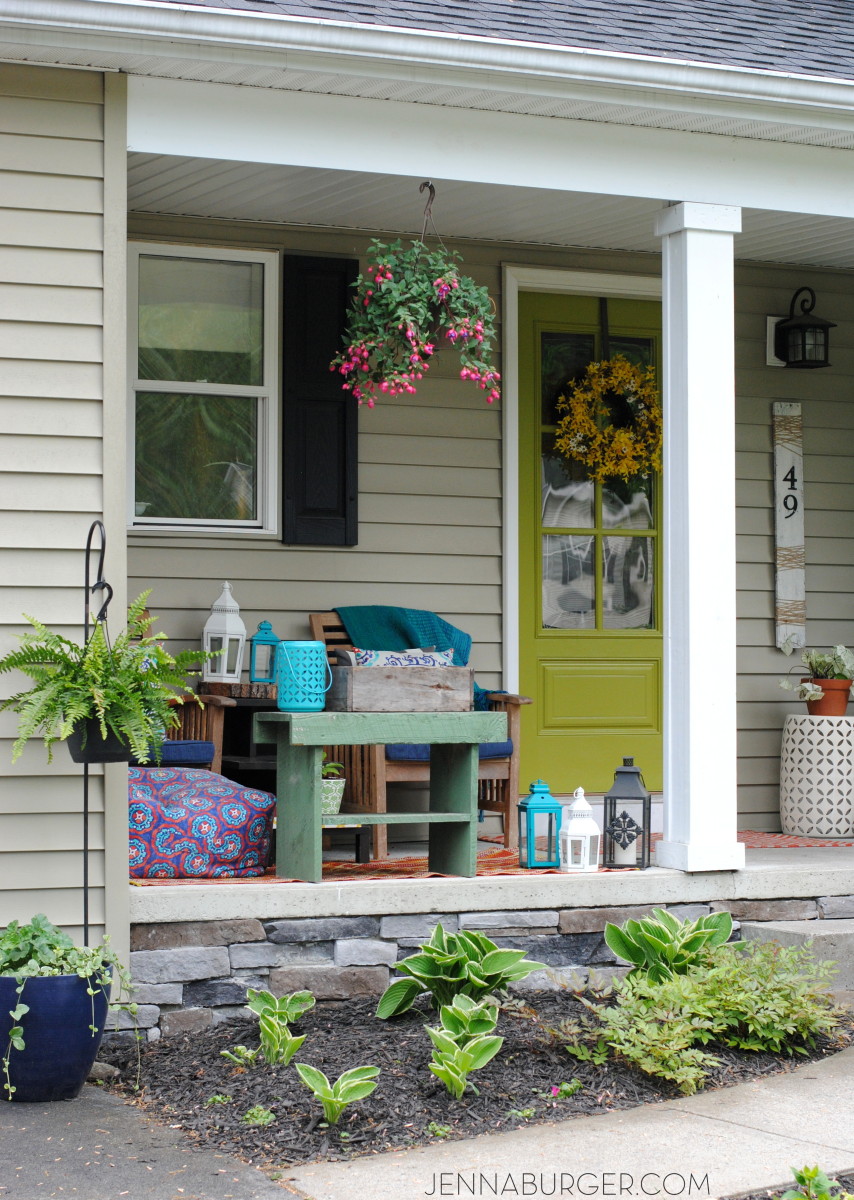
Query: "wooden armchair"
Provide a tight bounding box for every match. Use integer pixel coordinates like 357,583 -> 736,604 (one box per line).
161,694 -> 235,774
309,611 -> 531,858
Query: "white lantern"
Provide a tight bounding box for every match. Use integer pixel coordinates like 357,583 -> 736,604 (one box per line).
559,787 -> 601,873
202,582 -> 246,683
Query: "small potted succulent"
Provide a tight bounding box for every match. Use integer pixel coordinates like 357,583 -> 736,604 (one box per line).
320,754 -> 346,817
0,913 -> 134,1103
0,591 -> 206,764
780,641 -> 854,716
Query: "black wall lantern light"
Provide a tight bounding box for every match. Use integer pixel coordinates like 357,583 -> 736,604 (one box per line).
774,287 -> 835,369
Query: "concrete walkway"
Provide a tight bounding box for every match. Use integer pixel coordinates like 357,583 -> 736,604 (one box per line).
0,1084 -> 285,1200
0,1049 -> 852,1200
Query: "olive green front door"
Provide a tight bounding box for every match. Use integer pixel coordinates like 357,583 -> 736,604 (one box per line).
518,292 -> 663,794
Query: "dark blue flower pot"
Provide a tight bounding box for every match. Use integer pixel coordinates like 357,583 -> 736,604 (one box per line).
0,973 -> 111,1102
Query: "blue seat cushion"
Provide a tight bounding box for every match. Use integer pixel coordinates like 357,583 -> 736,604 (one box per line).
385,740 -> 513,763
157,740 -> 216,766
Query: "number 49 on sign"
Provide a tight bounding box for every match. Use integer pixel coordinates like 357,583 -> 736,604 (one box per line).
772,402 -> 805,651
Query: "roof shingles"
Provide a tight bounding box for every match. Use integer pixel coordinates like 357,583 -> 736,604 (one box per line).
149,0 -> 854,82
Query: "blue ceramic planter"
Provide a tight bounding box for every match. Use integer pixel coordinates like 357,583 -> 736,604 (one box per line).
0,973 -> 110,1102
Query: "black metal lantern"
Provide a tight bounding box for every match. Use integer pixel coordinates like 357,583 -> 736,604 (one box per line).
774,287 -> 835,369
602,757 -> 651,870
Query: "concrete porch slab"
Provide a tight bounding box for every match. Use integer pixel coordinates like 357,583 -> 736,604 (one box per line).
129,847 -> 854,923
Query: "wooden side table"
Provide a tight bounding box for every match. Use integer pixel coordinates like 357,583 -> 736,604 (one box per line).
255,710 -> 508,882
779,713 -> 854,836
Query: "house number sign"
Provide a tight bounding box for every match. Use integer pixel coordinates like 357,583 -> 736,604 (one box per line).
773,401 -> 805,650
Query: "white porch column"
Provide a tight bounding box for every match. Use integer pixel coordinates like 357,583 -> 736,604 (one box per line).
654,202 -> 745,873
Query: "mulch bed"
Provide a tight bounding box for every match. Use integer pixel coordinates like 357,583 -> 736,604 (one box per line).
102,991 -> 854,1171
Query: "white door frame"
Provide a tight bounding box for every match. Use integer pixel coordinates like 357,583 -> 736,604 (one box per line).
500,265 -> 661,692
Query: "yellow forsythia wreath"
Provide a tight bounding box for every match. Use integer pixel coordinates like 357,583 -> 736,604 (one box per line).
554,355 -> 662,482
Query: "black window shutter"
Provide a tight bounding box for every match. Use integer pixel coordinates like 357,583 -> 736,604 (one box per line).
282,255 -> 358,546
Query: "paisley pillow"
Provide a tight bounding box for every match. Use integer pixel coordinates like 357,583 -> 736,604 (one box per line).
128,766 -> 274,878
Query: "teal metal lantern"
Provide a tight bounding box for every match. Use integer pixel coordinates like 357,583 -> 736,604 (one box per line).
249,620 -> 280,684
517,779 -> 563,869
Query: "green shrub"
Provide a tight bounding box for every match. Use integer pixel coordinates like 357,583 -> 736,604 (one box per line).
563,941 -> 840,1095
376,923 -> 545,1018
604,908 -> 732,983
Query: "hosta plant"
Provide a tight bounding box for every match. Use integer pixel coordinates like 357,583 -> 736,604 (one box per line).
331,239 -> 500,408
245,987 -> 314,1066
425,994 -> 504,1099
376,923 -> 546,1018
604,908 -> 732,983
294,1063 -> 380,1125
0,591 -> 206,763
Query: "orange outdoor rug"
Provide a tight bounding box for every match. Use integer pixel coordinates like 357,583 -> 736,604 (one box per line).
131,846 -> 528,885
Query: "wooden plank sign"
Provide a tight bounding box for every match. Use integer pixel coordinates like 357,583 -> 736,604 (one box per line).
773,401 -> 805,650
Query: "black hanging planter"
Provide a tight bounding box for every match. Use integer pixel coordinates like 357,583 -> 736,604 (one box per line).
66,718 -> 131,764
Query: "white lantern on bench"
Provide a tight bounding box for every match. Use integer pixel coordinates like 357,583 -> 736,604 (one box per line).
202,582 -> 246,684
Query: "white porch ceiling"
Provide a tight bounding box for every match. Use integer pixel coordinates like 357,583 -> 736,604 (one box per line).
128,154 -> 854,270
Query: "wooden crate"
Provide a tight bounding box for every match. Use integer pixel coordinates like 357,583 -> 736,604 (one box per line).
326,666 -> 474,712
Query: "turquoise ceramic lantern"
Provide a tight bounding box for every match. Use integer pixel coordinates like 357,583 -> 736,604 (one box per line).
517,779 -> 563,869
249,620 -> 280,683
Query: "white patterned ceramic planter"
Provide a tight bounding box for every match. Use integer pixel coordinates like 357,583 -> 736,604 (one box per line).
320,777 -> 346,817
779,714 -> 854,836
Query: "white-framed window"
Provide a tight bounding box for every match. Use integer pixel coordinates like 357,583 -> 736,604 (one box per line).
128,242 -> 279,532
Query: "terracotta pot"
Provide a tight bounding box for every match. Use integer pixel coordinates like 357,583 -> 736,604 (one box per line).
803,677 -> 852,717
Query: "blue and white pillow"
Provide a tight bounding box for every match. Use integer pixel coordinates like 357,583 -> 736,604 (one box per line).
336,647 -> 455,668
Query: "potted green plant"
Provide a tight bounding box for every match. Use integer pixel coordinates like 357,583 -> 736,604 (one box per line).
0,913 -> 134,1102
330,238 -> 500,408
0,591 -> 206,764
320,754 -> 346,817
780,641 -> 854,716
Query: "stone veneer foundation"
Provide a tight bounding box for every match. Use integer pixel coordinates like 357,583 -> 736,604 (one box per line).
118,894 -> 854,1039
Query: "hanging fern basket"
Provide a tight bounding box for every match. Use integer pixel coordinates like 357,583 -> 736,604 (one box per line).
65,718 -> 132,764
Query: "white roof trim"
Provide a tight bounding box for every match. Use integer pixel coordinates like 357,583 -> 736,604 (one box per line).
4,0 -> 854,139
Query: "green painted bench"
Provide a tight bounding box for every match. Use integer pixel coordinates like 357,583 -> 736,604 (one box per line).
254,710 -> 508,883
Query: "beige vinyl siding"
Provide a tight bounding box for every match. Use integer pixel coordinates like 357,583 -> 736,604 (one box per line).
0,65 -> 125,943
734,264 -> 854,830
128,215 -> 854,830
127,216 -> 511,685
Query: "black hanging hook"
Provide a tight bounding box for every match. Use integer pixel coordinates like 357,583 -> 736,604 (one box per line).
419,180 -> 436,242
84,520 -> 112,637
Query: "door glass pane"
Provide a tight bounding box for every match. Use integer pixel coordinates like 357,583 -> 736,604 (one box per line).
542,534 -> 595,629
602,475 -> 654,529
541,434 -> 594,528
540,332 -> 595,425
609,336 -> 654,369
135,392 -> 258,521
138,255 -> 264,385
602,536 -> 654,629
